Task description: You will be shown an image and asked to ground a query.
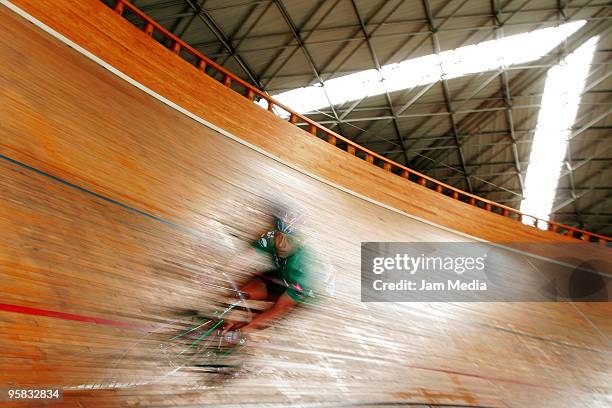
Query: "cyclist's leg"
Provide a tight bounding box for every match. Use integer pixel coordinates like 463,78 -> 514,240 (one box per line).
240,270 -> 286,302
225,270 -> 285,332
260,270 -> 287,303
222,276 -> 268,333
239,276 -> 268,301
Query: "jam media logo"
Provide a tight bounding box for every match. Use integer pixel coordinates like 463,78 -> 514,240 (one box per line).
362,242 -> 611,302
361,242 -> 496,302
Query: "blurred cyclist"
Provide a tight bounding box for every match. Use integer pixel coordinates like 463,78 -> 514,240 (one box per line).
224,209 -> 313,335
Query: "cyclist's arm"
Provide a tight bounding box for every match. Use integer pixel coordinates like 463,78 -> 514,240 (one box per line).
241,292 -> 296,332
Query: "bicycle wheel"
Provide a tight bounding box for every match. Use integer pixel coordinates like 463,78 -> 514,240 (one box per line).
91,300 -> 248,389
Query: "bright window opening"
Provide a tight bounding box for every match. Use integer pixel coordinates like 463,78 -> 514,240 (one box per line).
520,36 -> 599,227
271,21 -> 585,115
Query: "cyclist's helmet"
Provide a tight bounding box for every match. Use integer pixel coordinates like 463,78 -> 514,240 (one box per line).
274,209 -> 304,236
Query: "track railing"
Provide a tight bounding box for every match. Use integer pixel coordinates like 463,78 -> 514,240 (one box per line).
107,0 -> 609,245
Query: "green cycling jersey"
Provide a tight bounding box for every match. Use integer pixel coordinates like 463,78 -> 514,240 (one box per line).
252,230 -> 313,303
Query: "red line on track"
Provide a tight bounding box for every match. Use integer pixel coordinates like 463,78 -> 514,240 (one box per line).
0,302 -> 558,390
406,363 -> 559,390
0,303 -> 153,331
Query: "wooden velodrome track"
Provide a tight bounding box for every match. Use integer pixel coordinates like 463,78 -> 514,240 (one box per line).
0,1 -> 610,407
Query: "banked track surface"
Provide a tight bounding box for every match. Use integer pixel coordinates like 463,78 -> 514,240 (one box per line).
0,2 -> 611,407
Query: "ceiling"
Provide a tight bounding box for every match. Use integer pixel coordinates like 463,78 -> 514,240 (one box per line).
112,0 -> 612,236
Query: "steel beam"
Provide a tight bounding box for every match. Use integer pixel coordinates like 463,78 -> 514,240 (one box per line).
168,0 -> 202,37
252,59 -> 610,85
307,1 -> 410,137
215,1 -> 274,68
352,0 -> 472,147
258,0 -> 338,88
491,0 -> 525,195
409,7 -> 610,171
317,98 -> 612,115
460,101 -> 612,190
183,0 -> 264,88
424,157 -> 612,172
569,107 -> 612,141
551,188 -> 594,213
273,0 -> 356,135
554,212 -> 612,217
187,14 -> 611,56
350,0 -> 410,164
564,143 -> 583,225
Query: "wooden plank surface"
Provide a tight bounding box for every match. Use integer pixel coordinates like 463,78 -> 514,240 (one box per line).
0,2 -> 611,407
2,0 -> 585,245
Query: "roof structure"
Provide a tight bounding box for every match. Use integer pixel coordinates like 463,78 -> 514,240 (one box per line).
112,0 -> 612,236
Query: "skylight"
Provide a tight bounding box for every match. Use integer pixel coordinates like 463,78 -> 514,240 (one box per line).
520,36 -> 598,227
271,21 -> 585,115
